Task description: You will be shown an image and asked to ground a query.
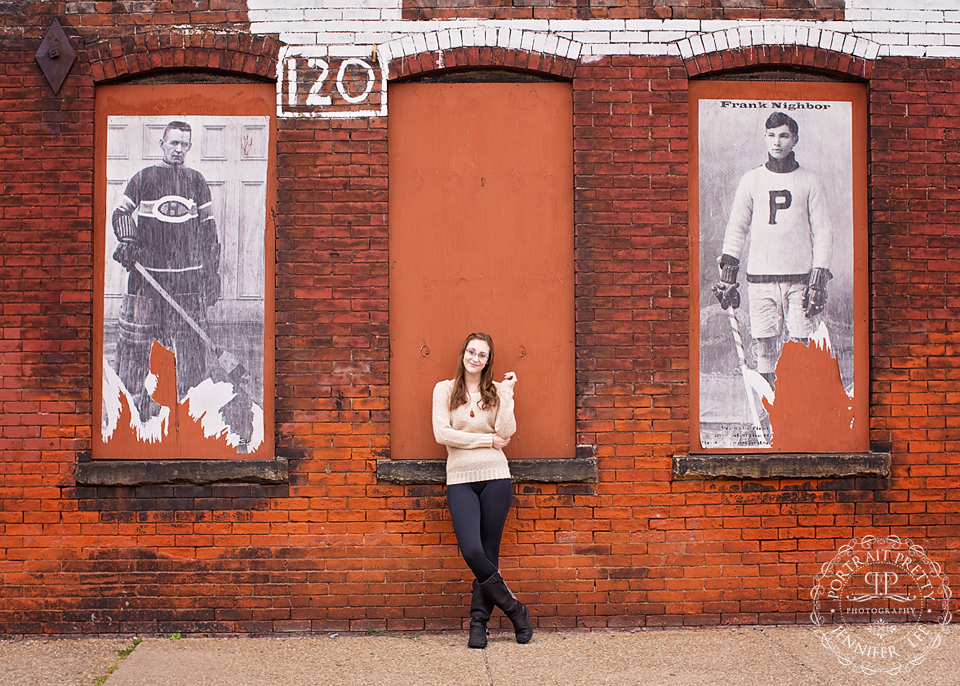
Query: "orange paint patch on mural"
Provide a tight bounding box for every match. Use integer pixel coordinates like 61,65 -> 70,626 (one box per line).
764,339 -> 856,452
98,341 -> 266,459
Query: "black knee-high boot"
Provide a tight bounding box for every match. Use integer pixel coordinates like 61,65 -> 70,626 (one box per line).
479,572 -> 533,644
468,579 -> 495,649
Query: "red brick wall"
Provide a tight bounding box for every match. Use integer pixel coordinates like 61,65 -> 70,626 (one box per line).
402,0 -> 843,23
1,5 -> 959,634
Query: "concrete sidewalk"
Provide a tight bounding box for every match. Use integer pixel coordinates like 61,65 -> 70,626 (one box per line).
2,626 -> 956,686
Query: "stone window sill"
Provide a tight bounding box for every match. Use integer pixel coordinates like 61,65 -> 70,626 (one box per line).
74,454 -> 289,486
672,452 -> 891,480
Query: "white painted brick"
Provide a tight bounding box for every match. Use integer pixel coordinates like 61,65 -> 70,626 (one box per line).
749,25 -> 764,47
648,31 -> 687,43
411,32 -> 427,54
610,32 -> 649,44
852,37 -> 869,57
865,42 -> 882,60
895,45 -> 929,56
496,27 -> 510,48
678,39 -> 694,60
630,44 -> 671,57
830,32 -> 846,52
550,20 -> 598,32
713,31 -> 728,53
552,20 -> 626,31
700,21 -> 738,33
327,44 -> 370,57
485,27 -> 498,47
472,27 -> 487,46
666,43 -> 682,57
532,33 -> 548,53
422,32 -> 437,52
508,28 -> 523,51
690,35 -> 705,55
572,32 -> 608,43
667,20 -> 702,31
343,9 -> 382,20
701,33 -> 716,54
872,33 -> 910,45
556,37 -> 571,57
520,32 -> 535,52
818,29 -> 833,49
945,34 -> 960,46
589,43 -> 624,56
624,20 -> 665,31
567,41 -> 582,60
764,24 -> 784,45
303,9 -> 345,20
910,33 -> 944,45
279,33 -> 319,45
805,27 -> 821,48
793,26 -> 808,47
378,43 -> 393,63
841,34 -> 857,54
400,35 -> 416,56
249,9 -> 304,22
544,34 -> 559,55
725,28 -> 741,50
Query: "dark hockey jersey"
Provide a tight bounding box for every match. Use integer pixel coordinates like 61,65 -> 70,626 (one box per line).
116,164 -> 219,273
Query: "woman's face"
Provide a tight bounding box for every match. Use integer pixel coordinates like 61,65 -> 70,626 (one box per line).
462,339 -> 491,375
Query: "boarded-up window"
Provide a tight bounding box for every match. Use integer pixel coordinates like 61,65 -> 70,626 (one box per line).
389,78 -> 575,460
93,84 -> 276,460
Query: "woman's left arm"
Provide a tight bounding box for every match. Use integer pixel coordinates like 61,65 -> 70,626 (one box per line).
494,375 -> 517,439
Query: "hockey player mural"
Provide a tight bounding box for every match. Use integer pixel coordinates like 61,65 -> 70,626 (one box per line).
112,121 -> 222,422
97,109 -> 271,459
693,83 -> 867,453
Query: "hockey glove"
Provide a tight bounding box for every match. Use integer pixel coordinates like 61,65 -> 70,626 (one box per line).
803,267 -> 832,317
112,239 -> 140,272
711,254 -> 741,310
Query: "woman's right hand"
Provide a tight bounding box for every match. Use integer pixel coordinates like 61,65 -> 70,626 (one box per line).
492,433 -> 511,450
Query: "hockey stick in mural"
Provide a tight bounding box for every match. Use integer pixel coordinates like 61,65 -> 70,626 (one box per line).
724,307 -> 773,448
133,261 -> 251,392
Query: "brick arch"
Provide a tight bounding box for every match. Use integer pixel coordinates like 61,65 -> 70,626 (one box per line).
678,30 -> 879,80
382,30 -> 581,82
86,30 -> 282,84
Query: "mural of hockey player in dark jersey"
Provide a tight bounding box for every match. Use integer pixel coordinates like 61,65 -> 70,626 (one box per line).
112,121 -> 221,421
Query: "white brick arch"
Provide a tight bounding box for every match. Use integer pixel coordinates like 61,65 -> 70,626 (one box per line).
677,26 -> 882,63
377,27 -> 583,67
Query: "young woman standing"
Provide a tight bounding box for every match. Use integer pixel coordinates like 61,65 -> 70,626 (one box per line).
432,332 -> 533,648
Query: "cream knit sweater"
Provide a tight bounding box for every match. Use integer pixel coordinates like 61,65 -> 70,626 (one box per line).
432,378 -> 516,485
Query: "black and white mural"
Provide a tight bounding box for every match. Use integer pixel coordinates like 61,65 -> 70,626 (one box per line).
698,99 -> 855,450
99,116 -> 268,456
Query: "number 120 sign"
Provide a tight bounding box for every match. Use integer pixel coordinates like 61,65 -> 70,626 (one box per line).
278,47 -> 386,118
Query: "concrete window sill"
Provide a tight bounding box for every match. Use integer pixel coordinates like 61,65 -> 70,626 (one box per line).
672,452 -> 891,480
74,455 -> 289,486
377,446 -> 597,484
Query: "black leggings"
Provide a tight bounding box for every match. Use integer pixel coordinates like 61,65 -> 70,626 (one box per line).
446,479 -> 513,583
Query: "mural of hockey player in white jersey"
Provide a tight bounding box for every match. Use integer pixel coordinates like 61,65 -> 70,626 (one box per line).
112,120 -> 222,421
711,111 -> 833,389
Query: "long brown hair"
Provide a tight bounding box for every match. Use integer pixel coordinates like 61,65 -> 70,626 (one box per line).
449,332 -> 499,412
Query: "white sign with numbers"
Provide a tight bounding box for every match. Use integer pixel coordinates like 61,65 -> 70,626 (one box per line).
277,46 -> 387,118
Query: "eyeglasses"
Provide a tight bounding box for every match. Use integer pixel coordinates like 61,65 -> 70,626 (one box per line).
465,348 -> 488,362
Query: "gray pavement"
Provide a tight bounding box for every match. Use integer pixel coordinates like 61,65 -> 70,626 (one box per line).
2,626 -> 956,685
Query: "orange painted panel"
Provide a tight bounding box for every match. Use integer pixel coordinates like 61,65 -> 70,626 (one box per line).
93,84 -> 276,459
689,80 -> 869,453
389,81 -> 575,460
